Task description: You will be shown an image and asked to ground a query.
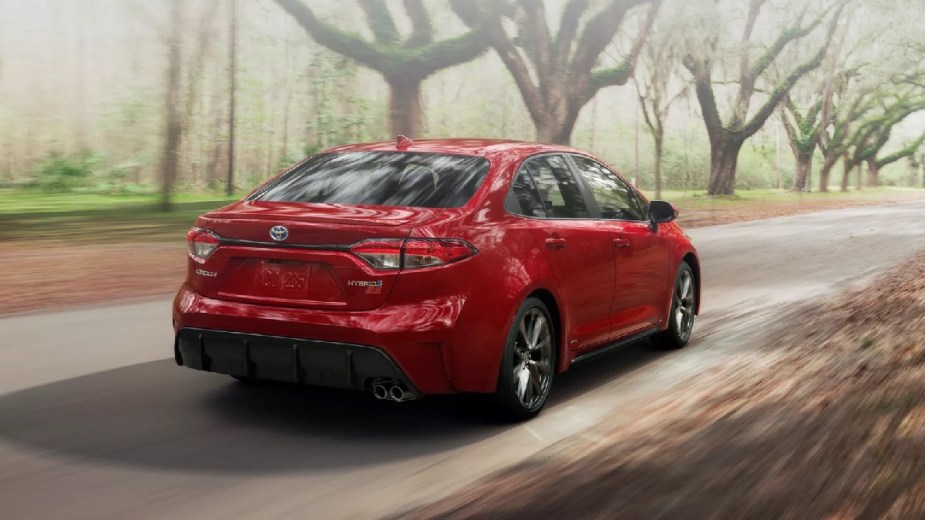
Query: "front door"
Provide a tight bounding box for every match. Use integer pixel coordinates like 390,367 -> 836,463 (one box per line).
567,154 -> 670,340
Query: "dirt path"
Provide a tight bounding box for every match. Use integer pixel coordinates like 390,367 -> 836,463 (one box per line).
405,253 -> 925,519
0,241 -> 186,316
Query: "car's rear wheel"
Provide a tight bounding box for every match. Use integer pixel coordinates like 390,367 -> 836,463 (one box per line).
653,262 -> 696,349
490,297 -> 555,421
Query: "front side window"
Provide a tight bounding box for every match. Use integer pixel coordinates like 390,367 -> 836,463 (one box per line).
570,155 -> 646,221
523,155 -> 590,219
249,152 -> 491,208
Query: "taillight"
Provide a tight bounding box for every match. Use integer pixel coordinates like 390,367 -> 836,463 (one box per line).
350,238 -> 477,270
187,227 -> 221,262
349,239 -> 404,270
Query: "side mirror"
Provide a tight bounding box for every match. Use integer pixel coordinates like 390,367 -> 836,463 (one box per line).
650,200 -> 678,224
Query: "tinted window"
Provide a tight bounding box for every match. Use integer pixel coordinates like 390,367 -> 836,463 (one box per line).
631,190 -> 650,221
524,155 -> 590,219
505,167 -> 547,217
571,155 -> 646,221
250,152 -> 490,208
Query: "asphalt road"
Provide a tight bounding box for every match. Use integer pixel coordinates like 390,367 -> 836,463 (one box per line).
2,201 -> 924,519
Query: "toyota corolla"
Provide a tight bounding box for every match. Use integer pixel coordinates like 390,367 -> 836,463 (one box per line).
173,138 -> 700,420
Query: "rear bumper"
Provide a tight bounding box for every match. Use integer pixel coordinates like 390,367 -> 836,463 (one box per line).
175,328 -> 419,396
172,282 -> 508,394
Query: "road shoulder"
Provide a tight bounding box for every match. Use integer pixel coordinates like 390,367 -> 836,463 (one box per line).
402,250 -> 925,519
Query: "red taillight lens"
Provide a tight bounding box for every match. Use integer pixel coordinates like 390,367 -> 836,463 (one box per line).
187,227 -> 221,262
402,239 -> 477,268
350,238 -> 477,270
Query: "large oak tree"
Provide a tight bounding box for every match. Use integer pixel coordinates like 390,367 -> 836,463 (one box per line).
682,0 -> 847,195
274,0 -> 496,137
455,0 -> 661,145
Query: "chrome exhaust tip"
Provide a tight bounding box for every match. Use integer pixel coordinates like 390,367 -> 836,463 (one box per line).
389,385 -> 404,401
373,384 -> 389,400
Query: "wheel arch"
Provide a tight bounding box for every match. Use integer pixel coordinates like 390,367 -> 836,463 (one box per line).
682,252 -> 701,315
525,288 -> 565,374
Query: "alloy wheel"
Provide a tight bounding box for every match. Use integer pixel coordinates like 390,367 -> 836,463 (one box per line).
512,308 -> 553,409
674,270 -> 696,342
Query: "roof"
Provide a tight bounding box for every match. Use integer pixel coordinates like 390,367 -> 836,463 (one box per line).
324,138 -> 586,159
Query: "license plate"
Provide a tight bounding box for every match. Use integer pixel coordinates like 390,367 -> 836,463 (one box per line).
259,262 -> 310,298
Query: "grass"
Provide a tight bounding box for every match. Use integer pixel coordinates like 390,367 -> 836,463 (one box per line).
0,190 -> 240,242
0,190 -> 241,215
0,187 -> 921,243
642,186 -> 921,204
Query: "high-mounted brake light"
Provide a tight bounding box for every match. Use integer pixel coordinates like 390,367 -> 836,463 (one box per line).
350,238 -> 477,270
187,227 -> 221,262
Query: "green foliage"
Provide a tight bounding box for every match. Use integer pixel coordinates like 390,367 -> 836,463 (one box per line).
27,151 -> 99,193
305,52 -> 377,149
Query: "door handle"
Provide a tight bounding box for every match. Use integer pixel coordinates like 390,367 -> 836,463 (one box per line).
545,237 -> 568,250
612,238 -> 631,249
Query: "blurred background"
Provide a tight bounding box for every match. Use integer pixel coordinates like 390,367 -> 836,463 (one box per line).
1,0 -> 923,217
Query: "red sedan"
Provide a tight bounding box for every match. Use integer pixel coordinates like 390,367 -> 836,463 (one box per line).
173,138 -> 700,420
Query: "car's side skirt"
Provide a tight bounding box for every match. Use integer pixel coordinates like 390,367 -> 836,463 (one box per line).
569,326 -> 660,367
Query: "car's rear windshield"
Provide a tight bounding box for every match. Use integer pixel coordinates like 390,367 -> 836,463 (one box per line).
249,152 -> 491,208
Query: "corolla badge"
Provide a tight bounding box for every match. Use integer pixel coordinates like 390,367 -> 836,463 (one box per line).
269,225 -> 289,242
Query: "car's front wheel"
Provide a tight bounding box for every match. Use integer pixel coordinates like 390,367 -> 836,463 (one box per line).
490,297 -> 556,421
653,262 -> 697,349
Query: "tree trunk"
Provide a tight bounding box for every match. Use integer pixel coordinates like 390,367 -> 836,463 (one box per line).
855,161 -> 863,191
160,0 -> 183,212
866,159 -> 880,187
226,0 -> 237,195
792,151 -> 813,192
535,117 -> 576,146
654,134 -> 664,199
534,98 -> 580,146
387,77 -> 423,137
708,137 -> 744,195
819,154 -> 838,192
840,154 -> 851,192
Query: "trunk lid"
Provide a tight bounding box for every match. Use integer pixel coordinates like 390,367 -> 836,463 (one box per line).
191,202 -> 439,311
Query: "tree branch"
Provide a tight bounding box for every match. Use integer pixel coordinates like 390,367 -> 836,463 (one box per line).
747,2 -> 830,82
587,1 -> 660,96
485,19 -> 545,125
554,0 -> 590,70
740,2 -> 845,138
357,0 -> 400,46
569,0 -> 652,78
273,0 -> 386,70
402,0 -> 433,47
518,0 -> 552,78
738,0 -> 766,81
413,18 -> 494,75
876,130 -> 925,168
684,54 -> 723,143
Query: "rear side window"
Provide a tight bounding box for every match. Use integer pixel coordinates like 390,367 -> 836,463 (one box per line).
505,167 -> 548,217
523,155 -> 590,219
570,155 -> 647,221
250,152 -> 491,208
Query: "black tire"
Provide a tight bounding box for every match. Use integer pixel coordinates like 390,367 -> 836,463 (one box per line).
653,262 -> 697,350
231,375 -> 258,384
489,297 -> 556,422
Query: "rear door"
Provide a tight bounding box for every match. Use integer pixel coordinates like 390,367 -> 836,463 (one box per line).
567,154 -> 670,339
506,154 -> 616,351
